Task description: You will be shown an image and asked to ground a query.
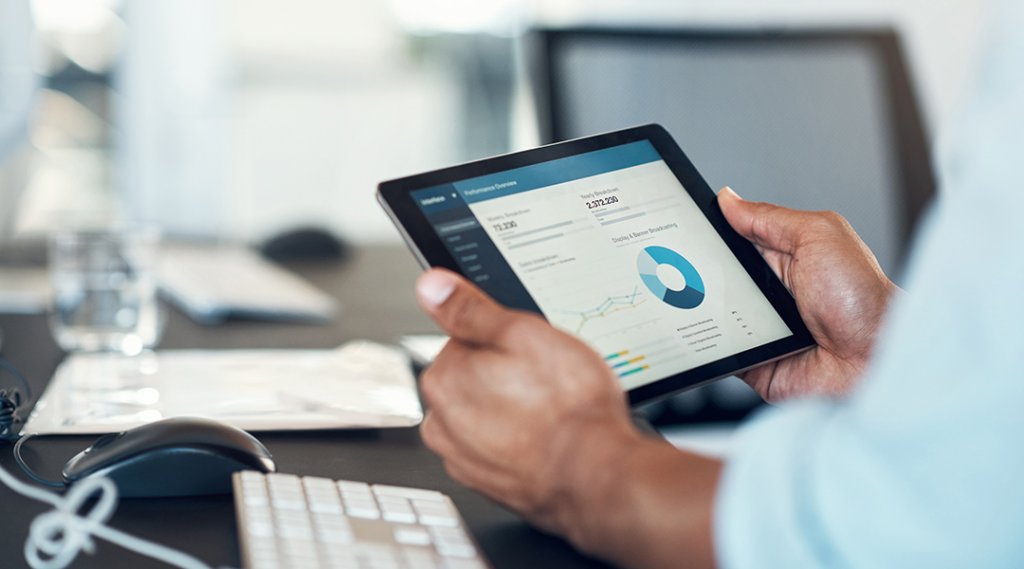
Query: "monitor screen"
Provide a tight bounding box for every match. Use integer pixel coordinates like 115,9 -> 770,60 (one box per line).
536,29 -> 934,278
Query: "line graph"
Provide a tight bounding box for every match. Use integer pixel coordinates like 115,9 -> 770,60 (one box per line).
559,286 -> 647,334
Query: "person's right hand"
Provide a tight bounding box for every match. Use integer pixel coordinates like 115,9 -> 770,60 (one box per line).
718,187 -> 898,402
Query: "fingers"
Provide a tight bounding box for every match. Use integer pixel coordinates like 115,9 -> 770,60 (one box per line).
415,268 -> 518,347
420,411 -> 521,501
718,186 -> 818,255
418,340 -> 483,412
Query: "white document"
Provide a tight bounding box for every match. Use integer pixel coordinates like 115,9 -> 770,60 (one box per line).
399,334 -> 449,366
23,341 -> 423,435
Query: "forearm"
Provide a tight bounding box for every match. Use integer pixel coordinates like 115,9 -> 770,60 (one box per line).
555,427 -> 722,569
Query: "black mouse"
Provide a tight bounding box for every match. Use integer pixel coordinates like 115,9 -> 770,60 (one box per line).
62,417 -> 276,498
261,227 -> 348,262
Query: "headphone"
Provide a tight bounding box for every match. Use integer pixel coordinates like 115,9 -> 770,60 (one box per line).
0,355 -> 31,441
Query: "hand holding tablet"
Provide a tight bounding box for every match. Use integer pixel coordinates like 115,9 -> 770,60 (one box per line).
379,124 -> 815,405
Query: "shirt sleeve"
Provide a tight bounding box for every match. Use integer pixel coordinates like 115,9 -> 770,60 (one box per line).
714,2 -> 1024,566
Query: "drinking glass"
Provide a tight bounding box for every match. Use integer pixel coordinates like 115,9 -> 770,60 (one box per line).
48,226 -> 164,355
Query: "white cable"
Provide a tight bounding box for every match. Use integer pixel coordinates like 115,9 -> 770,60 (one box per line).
0,459 -> 234,569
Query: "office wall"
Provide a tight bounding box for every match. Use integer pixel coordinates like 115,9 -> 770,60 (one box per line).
221,0 -> 459,244
113,0 -> 461,243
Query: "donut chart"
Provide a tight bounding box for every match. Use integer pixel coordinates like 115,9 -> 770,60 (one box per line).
637,246 -> 705,309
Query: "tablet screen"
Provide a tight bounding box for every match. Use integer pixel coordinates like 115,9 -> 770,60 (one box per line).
409,139 -> 793,391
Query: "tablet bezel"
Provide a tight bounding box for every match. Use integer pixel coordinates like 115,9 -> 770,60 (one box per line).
378,124 -> 815,406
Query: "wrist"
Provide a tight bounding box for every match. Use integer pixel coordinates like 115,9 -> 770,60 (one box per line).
549,422 -> 722,569
546,413 -> 645,548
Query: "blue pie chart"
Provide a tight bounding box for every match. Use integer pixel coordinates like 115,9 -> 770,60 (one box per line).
637,246 -> 705,309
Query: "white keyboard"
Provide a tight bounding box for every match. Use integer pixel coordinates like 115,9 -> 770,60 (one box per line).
233,471 -> 491,569
158,245 -> 337,323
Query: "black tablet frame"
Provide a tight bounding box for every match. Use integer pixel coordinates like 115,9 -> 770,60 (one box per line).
378,124 -> 815,406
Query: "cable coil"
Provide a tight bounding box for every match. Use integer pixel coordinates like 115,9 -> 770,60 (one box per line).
24,474 -> 117,569
0,356 -> 229,569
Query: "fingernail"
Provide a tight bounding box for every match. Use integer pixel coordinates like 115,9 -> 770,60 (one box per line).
417,270 -> 457,308
722,186 -> 742,200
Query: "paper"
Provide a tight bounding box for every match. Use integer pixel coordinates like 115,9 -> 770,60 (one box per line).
399,334 -> 448,366
23,341 -> 423,435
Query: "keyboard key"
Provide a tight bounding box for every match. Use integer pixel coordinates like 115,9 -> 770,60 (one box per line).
435,541 -> 477,560
244,490 -> 269,508
241,476 -> 270,507
378,496 -> 417,524
269,475 -> 307,511
305,477 -> 344,514
373,485 -> 446,502
443,559 -> 488,569
322,545 -> 359,568
401,547 -> 441,568
344,501 -> 381,520
355,544 -> 401,569
245,506 -> 275,537
394,526 -> 432,546
430,527 -> 475,558
413,500 -> 458,527
313,513 -> 354,544
336,480 -> 372,494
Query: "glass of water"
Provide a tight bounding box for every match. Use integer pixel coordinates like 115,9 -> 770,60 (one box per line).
48,226 -> 164,355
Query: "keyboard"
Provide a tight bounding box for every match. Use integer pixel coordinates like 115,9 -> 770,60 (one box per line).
233,471 -> 491,569
158,244 -> 337,324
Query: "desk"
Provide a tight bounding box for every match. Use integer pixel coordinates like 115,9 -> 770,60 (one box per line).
0,244 -> 612,569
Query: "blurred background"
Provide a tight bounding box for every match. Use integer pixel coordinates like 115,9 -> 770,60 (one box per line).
0,0 -> 988,424
0,0 -> 985,242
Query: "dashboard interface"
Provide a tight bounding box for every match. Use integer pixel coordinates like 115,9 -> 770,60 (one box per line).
411,140 -> 792,390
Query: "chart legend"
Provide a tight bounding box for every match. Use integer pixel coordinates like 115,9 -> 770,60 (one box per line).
605,350 -> 650,378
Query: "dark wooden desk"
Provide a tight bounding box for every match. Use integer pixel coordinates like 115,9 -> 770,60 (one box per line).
0,245 -> 611,569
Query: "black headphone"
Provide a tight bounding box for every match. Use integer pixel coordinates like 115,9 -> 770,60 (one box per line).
0,356 -> 31,441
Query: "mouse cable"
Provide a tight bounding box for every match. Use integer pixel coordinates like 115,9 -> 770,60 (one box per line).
14,434 -> 67,489
0,357 -> 236,569
0,357 -> 64,488
0,355 -> 32,441
0,457 -> 238,569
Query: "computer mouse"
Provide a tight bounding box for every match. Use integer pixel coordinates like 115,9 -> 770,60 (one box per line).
261,227 -> 348,262
62,417 -> 276,498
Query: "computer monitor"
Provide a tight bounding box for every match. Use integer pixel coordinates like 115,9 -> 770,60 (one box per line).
527,27 -> 936,423
529,27 -> 936,280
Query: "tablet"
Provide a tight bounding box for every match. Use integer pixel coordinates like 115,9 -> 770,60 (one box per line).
378,124 -> 814,405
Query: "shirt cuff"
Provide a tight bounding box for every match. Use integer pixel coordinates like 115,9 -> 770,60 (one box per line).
714,399 -> 840,569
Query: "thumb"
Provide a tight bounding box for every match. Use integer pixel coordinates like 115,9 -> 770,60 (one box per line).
415,268 -> 517,346
718,186 -> 809,254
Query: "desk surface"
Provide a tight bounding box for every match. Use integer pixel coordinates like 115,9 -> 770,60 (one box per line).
0,244 -> 612,569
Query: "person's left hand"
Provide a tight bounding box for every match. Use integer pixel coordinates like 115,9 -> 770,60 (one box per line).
414,268 -> 641,539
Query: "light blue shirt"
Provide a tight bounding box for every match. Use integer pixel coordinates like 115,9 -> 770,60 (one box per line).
715,2 -> 1024,567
